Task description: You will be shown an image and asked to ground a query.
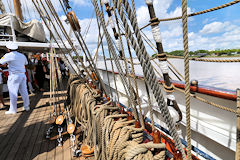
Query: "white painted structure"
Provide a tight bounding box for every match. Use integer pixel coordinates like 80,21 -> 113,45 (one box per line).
97,68 -> 236,160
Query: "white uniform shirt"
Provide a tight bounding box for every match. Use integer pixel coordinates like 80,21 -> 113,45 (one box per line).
0,51 -> 28,74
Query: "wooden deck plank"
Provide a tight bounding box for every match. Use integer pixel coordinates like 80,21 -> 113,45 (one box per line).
63,135 -> 72,160
29,94 -> 54,160
0,94 -> 41,159
0,88 -> 75,160
6,100 -> 41,160
23,95 -> 49,160
14,95 -> 47,160
46,137 -> 56,160
36,100 -> 54,160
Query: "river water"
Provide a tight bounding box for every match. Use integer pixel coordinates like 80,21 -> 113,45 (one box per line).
165,58 -> 240,91
97,57 -> 240,91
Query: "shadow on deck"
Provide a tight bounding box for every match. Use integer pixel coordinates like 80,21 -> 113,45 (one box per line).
0,90 -> 80,160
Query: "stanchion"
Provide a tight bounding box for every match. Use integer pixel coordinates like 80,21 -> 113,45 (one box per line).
236,88 -> 240,160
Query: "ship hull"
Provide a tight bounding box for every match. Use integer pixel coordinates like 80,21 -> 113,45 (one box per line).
98,69 -> 236,160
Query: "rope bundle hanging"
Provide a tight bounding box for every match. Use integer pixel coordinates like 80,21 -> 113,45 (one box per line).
109,0 -> 185,158
67,75 -> 167,159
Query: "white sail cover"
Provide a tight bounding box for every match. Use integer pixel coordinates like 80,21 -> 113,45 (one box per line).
0,13 -> 46,42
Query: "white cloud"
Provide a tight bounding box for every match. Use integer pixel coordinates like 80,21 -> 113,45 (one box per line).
70,0 -> 90,6
200,21 -> 232,34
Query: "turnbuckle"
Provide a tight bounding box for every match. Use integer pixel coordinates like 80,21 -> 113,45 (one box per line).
57,127 -> 63,146
46,125 -> 54,139
70,134 -> 81,157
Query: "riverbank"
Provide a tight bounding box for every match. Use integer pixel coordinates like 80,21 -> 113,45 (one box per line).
190,54 -> 240,58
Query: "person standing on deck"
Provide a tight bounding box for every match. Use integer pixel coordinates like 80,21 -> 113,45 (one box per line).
58,58 -> 66,78
0,42 -> 30,114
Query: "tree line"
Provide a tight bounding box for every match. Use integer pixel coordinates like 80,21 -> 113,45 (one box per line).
152,49 -> 240,57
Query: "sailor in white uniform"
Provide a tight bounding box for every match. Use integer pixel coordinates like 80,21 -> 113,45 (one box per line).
0,42 -> 30,114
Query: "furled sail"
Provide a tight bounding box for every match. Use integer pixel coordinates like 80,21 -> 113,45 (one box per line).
0,13 -> 46,42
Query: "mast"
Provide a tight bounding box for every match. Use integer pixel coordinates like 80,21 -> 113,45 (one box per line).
0,0 -> 6,14
13,0 -> 23,21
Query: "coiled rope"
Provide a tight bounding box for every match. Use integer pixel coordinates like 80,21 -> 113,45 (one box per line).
68,75 -> 167,159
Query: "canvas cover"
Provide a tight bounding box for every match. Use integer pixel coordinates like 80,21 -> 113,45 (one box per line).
0,13 -> 46,42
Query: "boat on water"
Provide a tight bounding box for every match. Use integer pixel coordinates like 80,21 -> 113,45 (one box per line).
0,0 -> 239,160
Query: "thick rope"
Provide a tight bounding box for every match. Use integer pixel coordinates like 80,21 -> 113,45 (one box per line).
114,0 -> 185,158
140,0 -> 240,29
125,34 -> 146,128
181,0 -> 191,158
68,76 -> 166,159
190,58 -> 240,62
93,0 -> 139,121
156,55 -> 240,63
174,86 -> 238,114
111,1 -> 145,127
32,0 -> 80,76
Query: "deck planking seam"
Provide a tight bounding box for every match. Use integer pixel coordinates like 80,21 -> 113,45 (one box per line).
37,98 -> 57,160
6,98 -> 43,160
0,86 -> 73,160
13,95 -> 48,160
23,94 -> 50,160
0,94 -> 41,159
29,94 -> 53,160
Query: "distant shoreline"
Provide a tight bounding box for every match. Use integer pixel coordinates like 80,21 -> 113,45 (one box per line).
167,55 -> 240,58
192,55 -> 240,58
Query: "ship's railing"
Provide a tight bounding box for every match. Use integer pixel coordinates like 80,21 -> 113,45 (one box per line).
0,15 -> 16,42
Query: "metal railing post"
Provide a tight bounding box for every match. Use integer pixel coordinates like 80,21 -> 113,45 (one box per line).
236,88 -> 240,160
10,15 -> 16,42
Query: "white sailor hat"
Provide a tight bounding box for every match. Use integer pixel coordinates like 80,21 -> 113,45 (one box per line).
6,41 -> 18,50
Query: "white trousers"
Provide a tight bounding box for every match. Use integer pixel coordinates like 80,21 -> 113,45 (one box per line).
8,73 -> 29,112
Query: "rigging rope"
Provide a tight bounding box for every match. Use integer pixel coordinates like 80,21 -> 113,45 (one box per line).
112,0 -> 145,128
96,16 -> 113,98
140,0 -> 240,30
32,0 -> 80,75
68,76 -> 167,159
157,55 -> 240,63
93,0 -> 139,120
181,0 -> 191,158
113,0 -> 185,158
174,86 -> 238,114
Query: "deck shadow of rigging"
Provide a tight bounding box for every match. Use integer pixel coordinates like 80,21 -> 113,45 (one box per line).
0,92 -> 43,159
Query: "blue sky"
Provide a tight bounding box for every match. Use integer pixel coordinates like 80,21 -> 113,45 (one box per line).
69,0 -> 240,54
2,0 -> 240,55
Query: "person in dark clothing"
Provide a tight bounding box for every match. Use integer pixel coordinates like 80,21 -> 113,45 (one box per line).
58,59 -> 66,78
35,58 -> 46,91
